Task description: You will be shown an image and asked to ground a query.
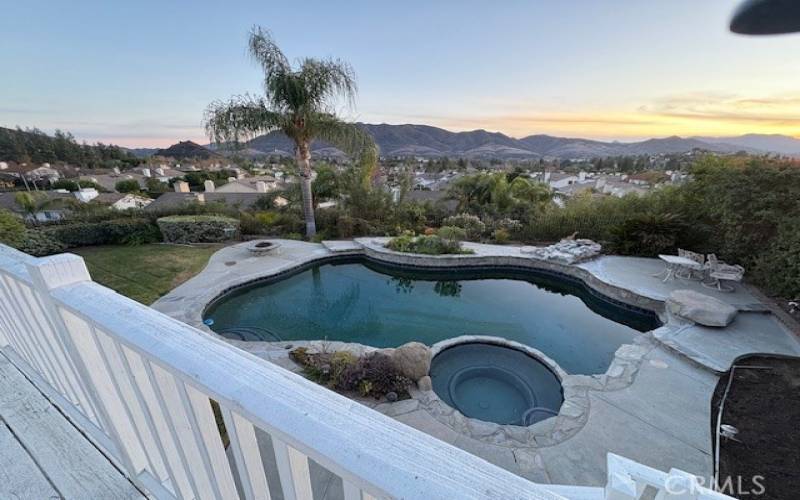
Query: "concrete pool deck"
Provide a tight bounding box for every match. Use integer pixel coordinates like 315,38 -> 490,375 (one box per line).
152,239 -> 800,488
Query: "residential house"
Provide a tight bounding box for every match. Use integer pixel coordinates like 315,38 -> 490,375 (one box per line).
93,192 -> 153,210
144,192 -> 272,212
212,175 -> 279,194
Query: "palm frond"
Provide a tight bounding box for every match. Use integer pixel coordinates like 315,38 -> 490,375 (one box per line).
248,26 -> 290,84
311,116 -> 378,183
203,95 -> 287,145
299,58 -> 357,111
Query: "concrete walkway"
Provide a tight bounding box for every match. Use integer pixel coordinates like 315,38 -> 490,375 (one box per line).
578,256 -> 764,311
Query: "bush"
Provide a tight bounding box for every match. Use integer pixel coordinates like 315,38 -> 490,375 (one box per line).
157,215 -> 240,244
115,179 -> 141,193
493,228 -> 510,244
608,214 -> 692,257
16,230 -> 67,256
754,220 -> 800,298
290,348 -> 412,399
385,231 -> 472,255
0,209 -> 25,247
42,219 -> 161,247
443,213 -> 485,240
521,212 -> 626,243
437,225 -> 466,244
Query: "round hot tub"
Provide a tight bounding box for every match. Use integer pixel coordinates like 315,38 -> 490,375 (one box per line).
430,342 -> 563,426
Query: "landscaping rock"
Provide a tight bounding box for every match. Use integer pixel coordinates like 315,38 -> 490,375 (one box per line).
520,238 -> 602,264
389,342 -> 432,380
386,391 -> 398,402
666,289 -> 737,327
417,375 -> 433,391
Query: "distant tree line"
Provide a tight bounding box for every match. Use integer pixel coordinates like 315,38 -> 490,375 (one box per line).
0,127 -> 140,169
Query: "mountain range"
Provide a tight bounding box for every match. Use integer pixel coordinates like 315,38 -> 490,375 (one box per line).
150,124 -> 800,160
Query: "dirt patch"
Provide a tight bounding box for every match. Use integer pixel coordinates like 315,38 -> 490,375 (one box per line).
712,355 -> 800,499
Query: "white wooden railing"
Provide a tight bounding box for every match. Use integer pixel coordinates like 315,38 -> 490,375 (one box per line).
0,245 -> 734,500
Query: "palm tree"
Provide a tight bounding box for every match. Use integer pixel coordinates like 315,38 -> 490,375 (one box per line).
14,192 -> 57,223
204,26 -> 377,237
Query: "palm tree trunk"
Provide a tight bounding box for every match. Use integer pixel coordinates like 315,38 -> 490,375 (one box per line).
296,142 -> 316,238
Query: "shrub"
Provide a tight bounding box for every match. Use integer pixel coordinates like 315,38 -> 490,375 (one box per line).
608,214 -> 691,257
492,218 -> 522,234
115,179 -> 141,193
290,348 -> 412,399
0,209 -> 25,247
437,225 -> 466,244
385,231 -> 472,255
41,219 -> 161,247
754,220 -> 800,299
157,215 -> 240,244
443,213 -> 486,240
16,230 -> 67,256
493,228 -> 510,244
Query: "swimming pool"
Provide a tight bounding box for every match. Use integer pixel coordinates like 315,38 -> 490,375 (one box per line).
204,257 -> 660,374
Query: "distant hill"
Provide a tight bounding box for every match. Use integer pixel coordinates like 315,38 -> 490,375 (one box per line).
693,134 -> 800,156
222,124 -> 767,160
154,141 -> 218,159
124,147 -> 159,158
0,126 -> 139,167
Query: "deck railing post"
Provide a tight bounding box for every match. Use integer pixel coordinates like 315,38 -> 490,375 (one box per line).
24,253 -> 144,491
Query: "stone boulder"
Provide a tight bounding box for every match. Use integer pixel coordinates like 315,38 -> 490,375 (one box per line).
666,289 -> 737,327
520,238 -> 602,264
388,342 -> 432,380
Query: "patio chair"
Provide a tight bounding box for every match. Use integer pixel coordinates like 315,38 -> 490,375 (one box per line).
702,255 -> 745,292
676,249 -> 705,280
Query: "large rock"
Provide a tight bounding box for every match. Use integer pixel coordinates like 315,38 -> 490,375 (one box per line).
520,239 -> 602,264
389,342 -> 432,380
666,289 -> 737,327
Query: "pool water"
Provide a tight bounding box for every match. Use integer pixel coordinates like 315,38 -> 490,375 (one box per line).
430,343 -> 563,425
205,258 -> 659,374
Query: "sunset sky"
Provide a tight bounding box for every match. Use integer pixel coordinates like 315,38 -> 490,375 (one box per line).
2,0 -> 800,147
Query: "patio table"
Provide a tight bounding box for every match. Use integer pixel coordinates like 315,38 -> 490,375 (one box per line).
652,254 -> 703,282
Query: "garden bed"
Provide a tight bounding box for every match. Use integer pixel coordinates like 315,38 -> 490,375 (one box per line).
712,355 -> 800,499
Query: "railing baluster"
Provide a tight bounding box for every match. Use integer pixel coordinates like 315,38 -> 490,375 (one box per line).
180,382 -> 239,499
221,408 -> 272,500
87,323 -> 162,478
143,360 -> 204,499
343,479 -> 378,500
272,437 -> 313,500
119,344 -> 193,498
0,276 -> 62,388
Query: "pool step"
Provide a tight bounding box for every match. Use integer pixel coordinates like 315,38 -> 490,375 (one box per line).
216,326 -> 282,341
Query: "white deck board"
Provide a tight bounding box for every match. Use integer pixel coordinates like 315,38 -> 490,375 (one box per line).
0,420 -> 60,499
0,354 -> 143,499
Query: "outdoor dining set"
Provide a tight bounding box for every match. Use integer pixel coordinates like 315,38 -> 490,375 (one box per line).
653,249 -> 745,292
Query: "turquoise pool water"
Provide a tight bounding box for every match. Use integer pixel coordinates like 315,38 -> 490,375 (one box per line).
205,257 -> 660,374
430,343 -> 564,425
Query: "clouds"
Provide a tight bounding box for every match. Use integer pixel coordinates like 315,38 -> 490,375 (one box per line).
639,91 -> 800,126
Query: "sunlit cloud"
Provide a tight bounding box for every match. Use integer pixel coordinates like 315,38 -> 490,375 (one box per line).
367,91 -> 800,140
640,92 -> 800,126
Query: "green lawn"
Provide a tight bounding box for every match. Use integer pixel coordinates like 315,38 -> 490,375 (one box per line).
72,244 -> 223,304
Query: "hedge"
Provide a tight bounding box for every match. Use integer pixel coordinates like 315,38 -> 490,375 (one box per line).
16,230 -> 67,256
157,215 -> 240,244
41,219 -> 161,248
